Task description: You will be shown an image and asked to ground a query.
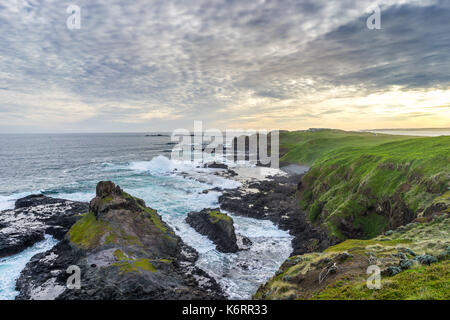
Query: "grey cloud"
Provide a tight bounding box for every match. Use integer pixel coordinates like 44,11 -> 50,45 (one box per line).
0,0 -> 448,132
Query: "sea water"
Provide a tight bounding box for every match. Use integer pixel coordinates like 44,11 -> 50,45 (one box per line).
0,133 -> 292,299
0,235 -> 59,300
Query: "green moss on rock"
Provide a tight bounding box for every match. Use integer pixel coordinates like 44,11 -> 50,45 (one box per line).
105,230 -> 119,244
159,258 -> 172,264
208,210 -> 233,224
68,211 -> 109,249
114,249 -> 128,261
113,258 -> 156,274
100,196 -> 113,204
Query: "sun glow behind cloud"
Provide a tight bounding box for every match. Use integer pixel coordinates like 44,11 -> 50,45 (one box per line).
213,86 -> 450,130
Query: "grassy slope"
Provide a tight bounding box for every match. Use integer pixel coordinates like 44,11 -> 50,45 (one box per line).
254,215 -> 450,300
280,129 -> 417,166
314,260 -> 449,300
280,130 -> 450,239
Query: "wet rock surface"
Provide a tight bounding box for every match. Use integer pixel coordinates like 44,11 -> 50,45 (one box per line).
203,162 -> 229,169
0,195 -> 88,258
16,182 -> 224,300
186,208 -> 239,253
219,174 -> 336,256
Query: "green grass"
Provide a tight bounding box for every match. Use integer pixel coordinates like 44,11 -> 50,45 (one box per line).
280,130 -> 450,239
280,129 -> 418,166
313,260 -> 450,300
254,216 -> 450,300
323,238 -> 412,255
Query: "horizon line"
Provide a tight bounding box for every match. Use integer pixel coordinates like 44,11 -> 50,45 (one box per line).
1,127 -> 450,135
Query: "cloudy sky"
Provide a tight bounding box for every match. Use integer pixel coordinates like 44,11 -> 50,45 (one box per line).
0,0 -> 449,133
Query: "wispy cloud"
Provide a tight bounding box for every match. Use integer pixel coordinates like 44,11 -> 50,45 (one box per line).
0,0 -> 449,132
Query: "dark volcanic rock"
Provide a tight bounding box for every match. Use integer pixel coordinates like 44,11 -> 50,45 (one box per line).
219,174 -> 336,256
0,195 -> 88,258
16,181 -> 224,300
204,162 -> 228,169
242,236 -> 252,246
186,209 -> 239,253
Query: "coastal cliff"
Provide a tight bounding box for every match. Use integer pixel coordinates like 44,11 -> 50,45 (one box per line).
15,181 -> 223,300
253,130 -> 450,300
280,130 -> 450,240
5,130 -> 449,300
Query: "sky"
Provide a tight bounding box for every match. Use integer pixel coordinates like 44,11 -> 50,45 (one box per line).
0,0 -> 449,133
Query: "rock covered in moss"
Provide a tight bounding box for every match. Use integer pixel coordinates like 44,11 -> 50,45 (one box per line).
16,181 -> 224,300
186,208 -> 239,253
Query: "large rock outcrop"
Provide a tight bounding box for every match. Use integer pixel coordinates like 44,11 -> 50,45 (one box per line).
15,181 -> 224,300
0,195 -> 88,258
186,209 -> 239,253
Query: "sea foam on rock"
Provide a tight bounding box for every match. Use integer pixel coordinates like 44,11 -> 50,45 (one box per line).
15,181 -> 224,300
0,194 -> 88,258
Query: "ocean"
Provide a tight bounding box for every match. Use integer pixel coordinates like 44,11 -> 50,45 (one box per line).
0,133 -> 292,300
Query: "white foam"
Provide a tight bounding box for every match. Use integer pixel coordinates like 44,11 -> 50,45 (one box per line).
53,191 -> 94,203
195,212 -> 293,299
0,235 -> 58,300
0,193 -> 30,211
129,155 -> 176,174
123,166 -> 292,299
0,154 -> 292,300
127,156 -> 241,190
231,166 -> 286,182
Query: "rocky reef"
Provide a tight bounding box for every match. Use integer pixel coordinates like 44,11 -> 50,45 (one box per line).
186,209 -> 239,253
15,181 -> 224,300
254,212 -> 450,300
0,195 -> 88,258
219,174 -> 335,255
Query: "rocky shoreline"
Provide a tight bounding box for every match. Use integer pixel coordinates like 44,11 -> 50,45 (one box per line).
218,170 -> 337,256
14,182 -> 224,300
2,166 -> 337,300
0,195 -> 88,258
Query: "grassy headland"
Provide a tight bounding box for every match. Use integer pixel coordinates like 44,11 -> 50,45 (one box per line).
254,214 -> 450,300
279,129 -> 450,240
